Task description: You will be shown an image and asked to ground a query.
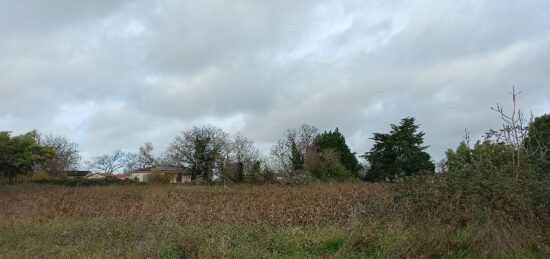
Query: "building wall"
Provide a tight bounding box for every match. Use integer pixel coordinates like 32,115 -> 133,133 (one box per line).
86,174 -> 106,180
130,172 -> 191,183
169,174 -> 192,184
182,174 -> 191,183
130,172 -> 150,182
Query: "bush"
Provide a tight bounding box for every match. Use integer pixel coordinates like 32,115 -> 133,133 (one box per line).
303,148 -> 358,182
246,169 -> 278,184
31,170 -> 53,181
279,172 -> 320,184
29,177 -> 141,187
148,173 -> 172,184
387,162 -> 550,255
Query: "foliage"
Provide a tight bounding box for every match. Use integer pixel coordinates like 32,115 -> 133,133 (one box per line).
390,157 -> 550,258
271,124 -> 318,175
1,183 -> 547,258
165,125 -> 229,183
314,128 -> 361,178
1,88 -> 548,257
445,141 -> 472,171
249,164 -> 278,184
148,173 -> 172,184
305,148 -> 352,181
446,140 -> 518,171
411,101 -> 550,258
0,131 -> 54,183
230,161 -> 278,184
363,117 -> 435,181
30,170 -> 53,181
524,113 -> 550,166
29,176 -> 140,187
445,105 -> 548,180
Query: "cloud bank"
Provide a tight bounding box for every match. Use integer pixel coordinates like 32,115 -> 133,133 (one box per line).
1,0 -> 549,162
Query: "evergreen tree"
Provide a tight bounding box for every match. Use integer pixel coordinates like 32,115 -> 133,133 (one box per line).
314,128 -> 361,177
363,117 -> 434,181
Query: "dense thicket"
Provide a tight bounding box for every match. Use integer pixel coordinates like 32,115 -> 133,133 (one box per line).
391,110 -> 550,256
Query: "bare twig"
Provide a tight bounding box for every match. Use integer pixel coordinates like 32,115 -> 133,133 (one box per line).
487,86 -> 533,179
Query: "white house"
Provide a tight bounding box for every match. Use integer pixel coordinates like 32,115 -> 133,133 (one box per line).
129,166 -> 191,183
85,173 -> 107,180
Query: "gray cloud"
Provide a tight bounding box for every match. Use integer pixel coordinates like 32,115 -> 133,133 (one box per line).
1,0 -> 549,164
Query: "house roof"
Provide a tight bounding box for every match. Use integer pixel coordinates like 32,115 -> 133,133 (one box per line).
134,166 -> 190,174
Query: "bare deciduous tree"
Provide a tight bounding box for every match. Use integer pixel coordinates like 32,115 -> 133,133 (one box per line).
486,87 -> 533,179
228,132 -> 260,182
164,126 -> 229,183
137,142 -> 156,169
37,133 -> 81,173
87,150 -> 133,174
271,124 -> 318,175
124,152 -> 140,173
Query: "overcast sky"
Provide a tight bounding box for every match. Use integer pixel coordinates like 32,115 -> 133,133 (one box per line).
1,0 -> 549,164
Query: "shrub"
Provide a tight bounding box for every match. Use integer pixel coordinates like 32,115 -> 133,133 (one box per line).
306,149 -> 356,181
148,173 -> 172,184
30,170 -> 53,181
29,177 -> 140,187
279,173 -> 320,184
247,168 -> 278,184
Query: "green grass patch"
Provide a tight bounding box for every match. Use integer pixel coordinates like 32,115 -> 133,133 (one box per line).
0,219 -> 366,258
0,218 -> 546,258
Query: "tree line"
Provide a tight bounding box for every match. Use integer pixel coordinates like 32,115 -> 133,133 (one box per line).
1,89 -> 548,184
0,118 -> 431,184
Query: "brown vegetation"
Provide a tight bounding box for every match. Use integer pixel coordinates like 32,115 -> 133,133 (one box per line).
1,181 -> 548,258
0,183 -> 388,225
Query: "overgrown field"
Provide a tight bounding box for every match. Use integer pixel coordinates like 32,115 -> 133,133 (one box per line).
1,183 -> 548,258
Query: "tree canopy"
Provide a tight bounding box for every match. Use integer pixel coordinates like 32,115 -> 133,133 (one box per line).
363,117 -> 434,181
37,133 -> 81,174
525,114 -> 550,163
312,128 -> 361,178
0,131 -> 54,183
271,124 -> 318,175
165,126 -> 229,183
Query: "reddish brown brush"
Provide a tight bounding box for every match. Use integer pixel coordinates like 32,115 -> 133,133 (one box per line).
0,183 -> 389,225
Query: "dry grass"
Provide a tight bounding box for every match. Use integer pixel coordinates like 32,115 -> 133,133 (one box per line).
0,182 -> 547,258
0,183 -> 388,225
